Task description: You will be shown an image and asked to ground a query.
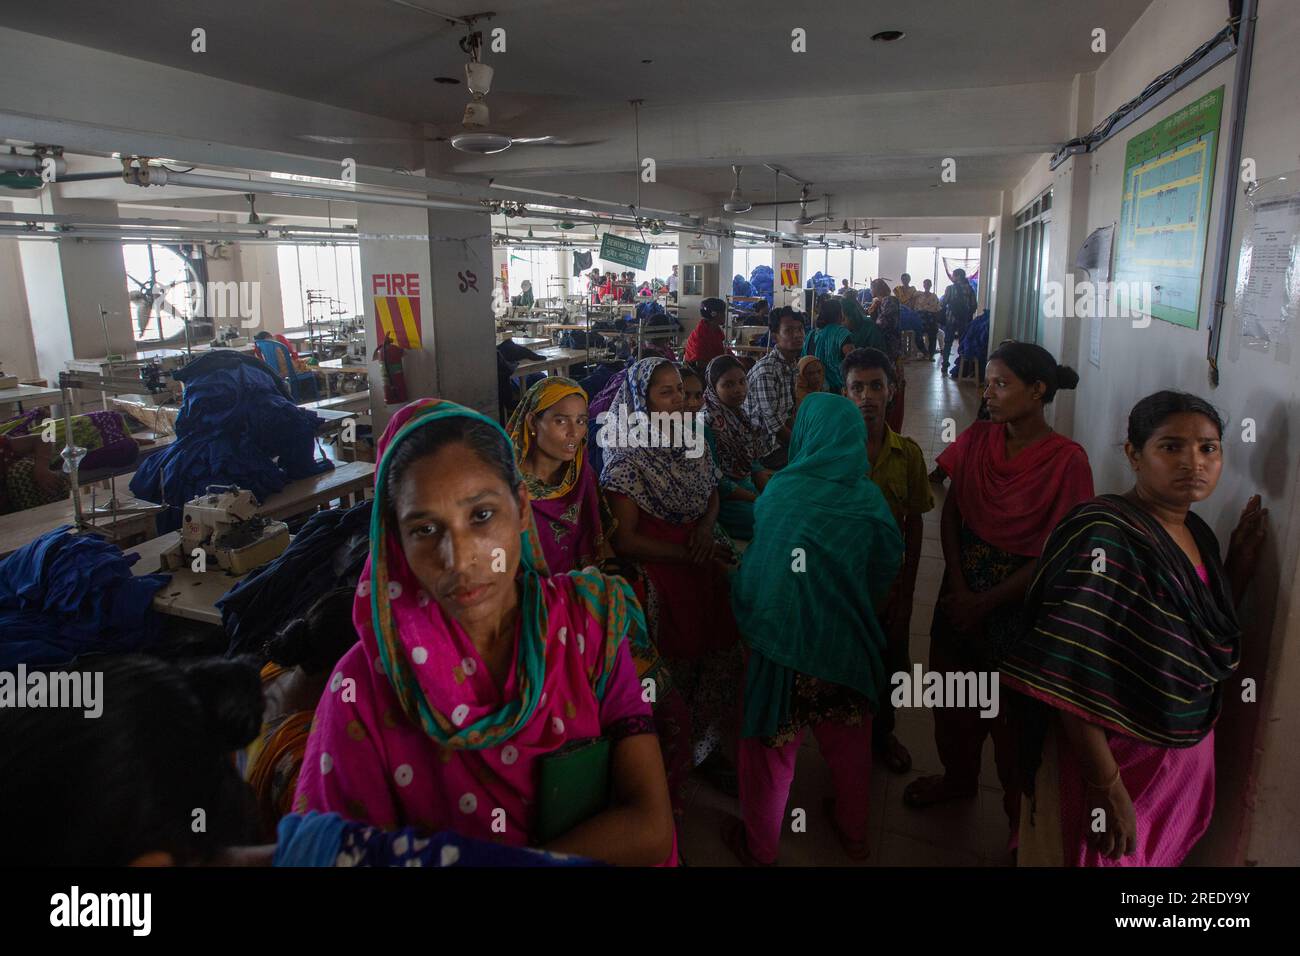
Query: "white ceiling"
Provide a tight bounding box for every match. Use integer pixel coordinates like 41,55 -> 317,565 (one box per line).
0,1 -> 1154,221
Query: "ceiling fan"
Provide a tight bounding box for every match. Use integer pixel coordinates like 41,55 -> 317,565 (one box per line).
722,165 -> 751,214
296,20 -> 603,155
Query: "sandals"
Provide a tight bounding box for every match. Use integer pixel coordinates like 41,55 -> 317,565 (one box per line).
722,817 -> 774,867
822,797 -> 871,860
875,733 -> 914,775
902,774 -> 978,809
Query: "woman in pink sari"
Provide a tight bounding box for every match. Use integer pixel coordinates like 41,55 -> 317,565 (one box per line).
507,376 -> 693,823
506,377 -> 612,575
293,398 -> 675,865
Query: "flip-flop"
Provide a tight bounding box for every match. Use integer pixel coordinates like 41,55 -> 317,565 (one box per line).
902,774 -> 978,809
722,817 -> 774,867
822,797 -> 870,860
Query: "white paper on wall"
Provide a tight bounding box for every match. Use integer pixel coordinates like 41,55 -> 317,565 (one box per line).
1236,188 -> 1300,354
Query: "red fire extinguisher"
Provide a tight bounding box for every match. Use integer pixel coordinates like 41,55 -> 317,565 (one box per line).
373,332 -> 409,405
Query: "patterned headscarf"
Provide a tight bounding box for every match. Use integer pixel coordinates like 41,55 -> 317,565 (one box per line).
703,355 -> 769,481
364,398 -> 637,749
506,376 -> 588,500
598,357 -> 716,523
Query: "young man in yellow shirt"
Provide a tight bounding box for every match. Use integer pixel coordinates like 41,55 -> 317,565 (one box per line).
892,273 -> 918,309
842,347 -> 935,774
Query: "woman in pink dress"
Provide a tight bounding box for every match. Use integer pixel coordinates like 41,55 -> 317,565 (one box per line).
1002,390 -> 1267,865
293,398 -> 675,865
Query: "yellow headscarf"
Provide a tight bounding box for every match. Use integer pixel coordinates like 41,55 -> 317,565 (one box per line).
506,377 -> 589,500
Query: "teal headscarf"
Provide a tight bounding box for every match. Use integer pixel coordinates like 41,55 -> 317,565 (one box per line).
803,321 -> 852,392
842,295 -> 888,353
732,392 -> 903,737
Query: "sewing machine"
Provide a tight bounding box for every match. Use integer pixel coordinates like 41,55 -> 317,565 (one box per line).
212,325 -> 249,348
161,485 -> 290,575
347,329 -> 368,362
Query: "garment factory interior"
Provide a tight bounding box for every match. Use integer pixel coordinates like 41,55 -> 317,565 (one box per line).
0,0 -> 1297,872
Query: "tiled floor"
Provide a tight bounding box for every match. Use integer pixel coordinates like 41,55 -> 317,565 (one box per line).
679,354 -> 1014,866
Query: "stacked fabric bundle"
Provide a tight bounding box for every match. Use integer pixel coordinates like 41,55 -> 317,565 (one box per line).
130,351 -> 333,532
218,499 -> 372,659
750,265 -> 775,306
732,274 -> 755,298
0,528 -> 172,667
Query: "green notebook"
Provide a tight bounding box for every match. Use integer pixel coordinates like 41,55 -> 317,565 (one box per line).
535,736 -> 611,844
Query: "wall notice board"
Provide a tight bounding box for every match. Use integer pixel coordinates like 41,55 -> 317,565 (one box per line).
1115,86 -> 1224,329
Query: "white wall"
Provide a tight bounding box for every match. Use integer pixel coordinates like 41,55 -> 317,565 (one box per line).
999,0 -> 1300,864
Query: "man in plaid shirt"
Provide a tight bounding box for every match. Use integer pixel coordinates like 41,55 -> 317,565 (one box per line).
743,306 -> 806,469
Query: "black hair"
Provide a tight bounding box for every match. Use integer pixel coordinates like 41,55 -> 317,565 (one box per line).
769,306 -> 800,336
1127,390 -> 1225,449
677,363 -> 705,390
263,586 -> 360,675
705,354 -> 745,389
0,655 -> 262,865
987,341 -> 1079,404
384,415 -> 519,518
752,300 -> 770,314
815,297 -> 843,329
254,331 -> 272,340
841,346 -> 896,387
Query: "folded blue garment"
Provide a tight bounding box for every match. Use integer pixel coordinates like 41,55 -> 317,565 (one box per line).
0,528 -> 171,668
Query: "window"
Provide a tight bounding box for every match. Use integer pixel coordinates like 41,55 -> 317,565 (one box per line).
122,242 -> 205,343
852,248 -> 880,287
731,247 -> 772,286
905,247 -> 938,292
935,247 -> 981,297
826,249 -> 853,288
642,246 -> 678,286
278,244 -> 363,329
1009,190 -> 1052,344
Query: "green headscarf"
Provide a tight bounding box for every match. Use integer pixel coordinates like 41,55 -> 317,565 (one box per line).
842,295 -> 888,352
731,392 -> 903,737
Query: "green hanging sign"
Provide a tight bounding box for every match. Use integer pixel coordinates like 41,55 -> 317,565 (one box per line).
599,233 -> 650,270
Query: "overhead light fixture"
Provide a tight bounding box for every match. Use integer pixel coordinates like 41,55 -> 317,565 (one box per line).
434,76 -> 461,85
558,221 -> 575,230
871,30 -> 905,42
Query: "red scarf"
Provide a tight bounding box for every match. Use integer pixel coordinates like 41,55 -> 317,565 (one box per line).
937,421 -> 1094,557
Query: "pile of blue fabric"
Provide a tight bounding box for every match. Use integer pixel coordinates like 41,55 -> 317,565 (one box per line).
806,271 -> 836,294
959,309 -> 991,364
749,265 -> 775,306
0,528 -> 171,667
219,500 -> 371,658
732,274 -> 755,297
130,351 -> 333,532
635,299 -> 666,324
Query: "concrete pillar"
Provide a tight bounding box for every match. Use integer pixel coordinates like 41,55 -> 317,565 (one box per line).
717,219 -> 735,300
0,201 -> 39,381
876,240 -> 908,285
233,241 -> 286,336
426,205 -> 496,416
11,195 -> 133,381
357,198 -> 496,433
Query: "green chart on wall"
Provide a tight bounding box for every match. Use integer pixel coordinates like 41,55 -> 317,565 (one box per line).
1115,86 -> 1224,329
